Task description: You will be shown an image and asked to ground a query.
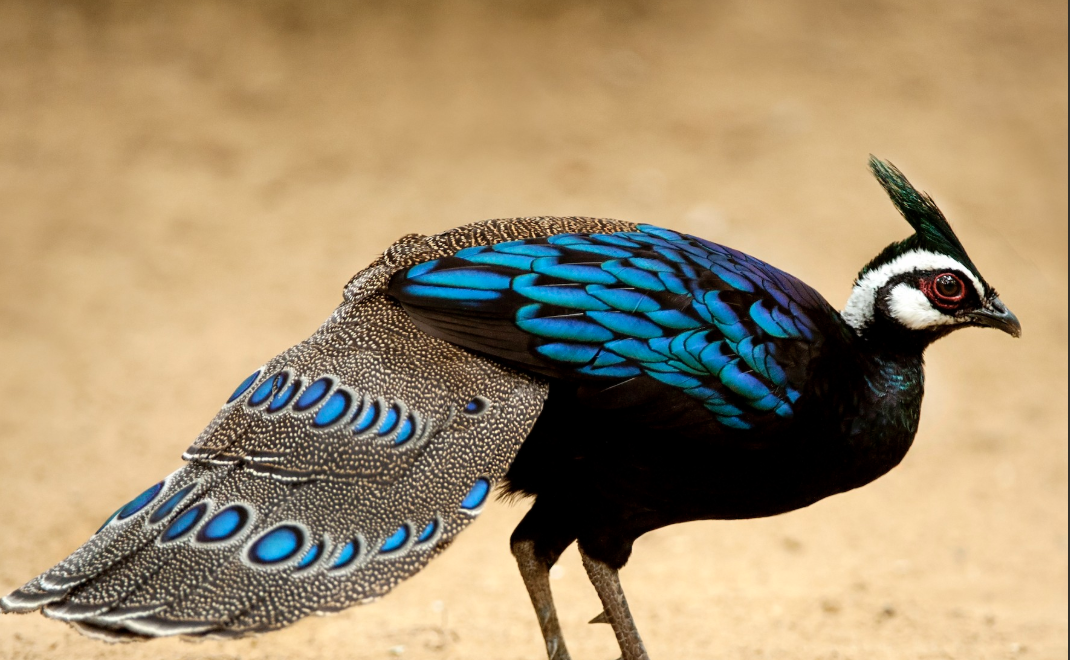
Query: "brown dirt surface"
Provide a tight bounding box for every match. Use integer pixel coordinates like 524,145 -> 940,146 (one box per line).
0,2 -> 1065,659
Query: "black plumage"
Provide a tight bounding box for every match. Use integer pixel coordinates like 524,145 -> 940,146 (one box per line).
1,159 -> 1020,660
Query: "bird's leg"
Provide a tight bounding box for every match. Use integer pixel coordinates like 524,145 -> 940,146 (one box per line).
511,538 -> 572,660
579,547 -> 649,660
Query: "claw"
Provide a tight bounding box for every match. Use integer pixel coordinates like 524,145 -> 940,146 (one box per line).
589,609 -> 610,625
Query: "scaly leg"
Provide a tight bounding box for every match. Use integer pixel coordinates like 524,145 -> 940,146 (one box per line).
511,538 -> 572,660
579,546 -> 649,660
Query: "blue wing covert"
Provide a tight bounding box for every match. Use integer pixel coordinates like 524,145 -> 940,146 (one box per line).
389,224 -> 837,432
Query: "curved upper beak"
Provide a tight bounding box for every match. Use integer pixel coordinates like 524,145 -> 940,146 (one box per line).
968,297 -> 1021,338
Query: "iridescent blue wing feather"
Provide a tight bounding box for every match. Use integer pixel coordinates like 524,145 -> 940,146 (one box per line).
389,224 -> 837,432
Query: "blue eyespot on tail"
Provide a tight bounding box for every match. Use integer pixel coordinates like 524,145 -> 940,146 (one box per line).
394,414 -> 417,444
377,405 -> 400,435
294,378 -> 332,412
248,525 -> 304,565
161,502 -> 208,542
313,391 -> 351,427
249,372 -> 288,407
149,484 -> 197,524
196,505 -> 250,543
460,478 -> 490,510
295,540 -> 324,570
227,370 -> 261,403
330,539 -> 360,570
352,400 -> 380,433
463,398 -> 487,415
417,519 -> 437,543
267,380 -> 300,412
379,525 -> 410,553
117,481 -> 164,520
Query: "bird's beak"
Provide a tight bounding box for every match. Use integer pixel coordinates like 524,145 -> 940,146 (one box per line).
967,296 -> 1021,338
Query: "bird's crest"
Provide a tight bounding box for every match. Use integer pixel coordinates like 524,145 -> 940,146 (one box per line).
860,157 -> 989,292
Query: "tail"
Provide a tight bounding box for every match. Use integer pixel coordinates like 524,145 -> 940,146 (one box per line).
1,293 -> 548,640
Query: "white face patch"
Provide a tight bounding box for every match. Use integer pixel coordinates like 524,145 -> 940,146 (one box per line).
885,283 -> 959,329
841,249 -> 984,331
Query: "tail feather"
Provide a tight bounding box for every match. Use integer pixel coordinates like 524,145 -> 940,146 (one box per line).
55,467 -> 289,626
1,579 -> 67,612
31,465 -> 217,597
31,466 -> 225,617
2,293 -> 547,640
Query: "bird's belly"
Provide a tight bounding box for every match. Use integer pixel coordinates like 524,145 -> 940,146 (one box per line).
585,442 -> 850,523
505,379 -> 920,556
507,422 -> 912,535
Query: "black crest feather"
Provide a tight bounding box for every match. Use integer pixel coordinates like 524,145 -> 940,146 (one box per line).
861,156 -> 987,290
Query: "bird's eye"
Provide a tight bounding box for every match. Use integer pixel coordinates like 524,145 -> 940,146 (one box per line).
933,273 -> 966,303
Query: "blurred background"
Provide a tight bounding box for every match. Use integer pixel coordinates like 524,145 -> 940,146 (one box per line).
0,1 -> 1065,659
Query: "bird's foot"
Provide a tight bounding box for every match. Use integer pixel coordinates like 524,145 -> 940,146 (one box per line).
579,548 -> 650,660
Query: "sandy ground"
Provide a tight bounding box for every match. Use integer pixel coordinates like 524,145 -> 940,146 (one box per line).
0,2 -> 1065,659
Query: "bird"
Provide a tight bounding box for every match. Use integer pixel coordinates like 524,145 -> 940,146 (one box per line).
1,158 -> 1020,660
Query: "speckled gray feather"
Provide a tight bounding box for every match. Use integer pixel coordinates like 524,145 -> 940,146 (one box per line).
1,216 -> 636,641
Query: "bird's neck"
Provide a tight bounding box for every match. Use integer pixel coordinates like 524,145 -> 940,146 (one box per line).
843,313 -> 931,414
861,349 -> 926,421
828,339 -> 927,492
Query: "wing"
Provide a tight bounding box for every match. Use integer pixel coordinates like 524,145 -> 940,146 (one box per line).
1,284 -> 546,640
389,224 -> 839,434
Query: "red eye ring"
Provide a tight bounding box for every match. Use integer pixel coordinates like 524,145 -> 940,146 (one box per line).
929,272 -> 966,305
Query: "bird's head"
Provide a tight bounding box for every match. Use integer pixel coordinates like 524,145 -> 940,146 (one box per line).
841,158 -> 1021,347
